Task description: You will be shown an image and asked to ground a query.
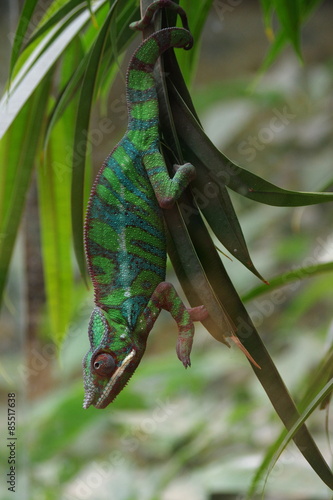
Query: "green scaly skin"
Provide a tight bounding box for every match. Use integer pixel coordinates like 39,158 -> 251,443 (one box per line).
82,1 -> 208,409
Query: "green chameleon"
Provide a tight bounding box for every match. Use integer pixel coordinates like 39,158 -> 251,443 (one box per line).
82,1 -> 208,409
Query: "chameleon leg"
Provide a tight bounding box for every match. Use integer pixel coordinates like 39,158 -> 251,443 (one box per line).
143,153 -> 195,209
144,282 -> 208,367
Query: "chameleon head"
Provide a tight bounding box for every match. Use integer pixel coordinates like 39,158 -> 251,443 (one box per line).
82,307 -> 146,409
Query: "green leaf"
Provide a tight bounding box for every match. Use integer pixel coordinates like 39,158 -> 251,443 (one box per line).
37,116 -> 73,344
0,0 -> 107,139
159,50 -> 265,281
22,0 -> 88,51
258,0 -> 324,73
259,0 -> 273,28
0,74 -> 52,302
248,347 -> 333,497
168,84 -> 333,207
263,379 -> 333,491
255,30 -> 287,80
166,175 -> 333,490
174,0 -> 214,83
164,185 -> 234,346
43,42 -> 89,149
8,0 -> 40,81
156,26 -> 333,488
272,0 -> 301,57
242,261 -> 333,302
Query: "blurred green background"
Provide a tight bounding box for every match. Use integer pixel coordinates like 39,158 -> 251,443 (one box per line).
0,1 -> 332,499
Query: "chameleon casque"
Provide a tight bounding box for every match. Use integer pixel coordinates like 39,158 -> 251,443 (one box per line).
82,1 -> 208,409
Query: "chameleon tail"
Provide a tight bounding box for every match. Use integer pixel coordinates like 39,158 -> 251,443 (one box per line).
129,0 -> 190,33
126,27 -> 193,133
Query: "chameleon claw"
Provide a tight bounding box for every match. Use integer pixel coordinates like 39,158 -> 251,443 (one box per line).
176,335 -> 193,368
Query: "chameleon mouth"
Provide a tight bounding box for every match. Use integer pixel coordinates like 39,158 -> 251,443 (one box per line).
94,349 -> 136,409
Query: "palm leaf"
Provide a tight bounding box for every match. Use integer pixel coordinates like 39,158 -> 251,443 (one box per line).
0,74 -> 52,301
37,117 -> 73,344
259,0 -> 324,73
272,0 -> 301,57
0,0 -> 107,139
249,347 -> 333,496
22,0 -> 89,50
242,261 -> 333,302
263,379 -> 333,492
8,0 -> 40,80
150,5 -> 333,488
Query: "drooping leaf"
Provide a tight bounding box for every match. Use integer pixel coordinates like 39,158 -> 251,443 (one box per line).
168,83 -> 333,207
259,0 -> 324,73
0,74 -> 52,301
0,0 -> 107,139
153,12 -> 333,488
44,42 -> 90,150
173,0 -> 214,83
272,0 -> 301,58
263,379 -> 333,491
248,347 -> 333,497
165,174 -> 333,490
160,50 -> 266,281
22,0 -> 88,51
37,116 -> 73,344
259,0 -> 273,29
8,0 -> 40,81
242,261 -> 333,302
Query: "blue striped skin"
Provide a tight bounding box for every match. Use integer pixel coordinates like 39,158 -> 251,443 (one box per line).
82,18 -> 208,410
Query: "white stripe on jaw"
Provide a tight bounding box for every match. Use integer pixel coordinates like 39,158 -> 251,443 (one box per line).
95,349 -> 136,408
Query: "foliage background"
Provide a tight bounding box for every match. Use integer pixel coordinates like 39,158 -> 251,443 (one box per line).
0,0 -> 332,499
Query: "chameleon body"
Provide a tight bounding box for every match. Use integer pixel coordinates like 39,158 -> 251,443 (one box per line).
83,3 -> 207,409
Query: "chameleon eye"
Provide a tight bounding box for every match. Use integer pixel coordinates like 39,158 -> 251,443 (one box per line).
93,353 -> 116,376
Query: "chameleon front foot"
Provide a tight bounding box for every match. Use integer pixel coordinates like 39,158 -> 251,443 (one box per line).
147,282 -> 207,368
176,305 -> 208,367
176,336 -> 192,367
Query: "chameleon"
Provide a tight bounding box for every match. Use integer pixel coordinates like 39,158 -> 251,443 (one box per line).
82,1 -> 208,409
